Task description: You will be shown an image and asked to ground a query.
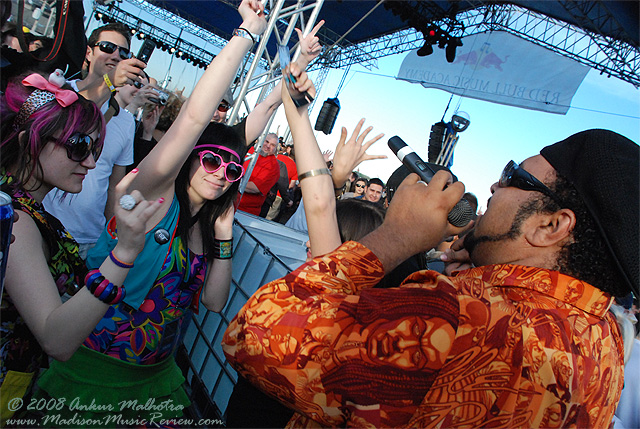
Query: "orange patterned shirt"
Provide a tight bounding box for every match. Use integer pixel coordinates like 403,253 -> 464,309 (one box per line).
222,241 -> 624,428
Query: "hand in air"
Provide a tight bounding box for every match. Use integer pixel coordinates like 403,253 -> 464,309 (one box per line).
112,169 -> 165,259
238,0 -> 267,36
295,20 -> 324,64
332,119 -> 386,184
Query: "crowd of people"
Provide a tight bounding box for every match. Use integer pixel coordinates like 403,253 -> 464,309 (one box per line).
1,0 -> 638,428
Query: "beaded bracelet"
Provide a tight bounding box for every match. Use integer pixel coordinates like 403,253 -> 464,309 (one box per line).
213,239 -> 233,259
84,269 -> 126,305
109,251 -> 134,268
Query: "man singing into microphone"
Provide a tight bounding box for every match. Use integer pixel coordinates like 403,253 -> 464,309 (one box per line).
223,129 -> 638,428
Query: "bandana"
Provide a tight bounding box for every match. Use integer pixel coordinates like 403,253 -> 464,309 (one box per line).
540,129 -> 639,297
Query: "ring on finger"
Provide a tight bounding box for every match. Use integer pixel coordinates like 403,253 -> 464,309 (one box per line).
119,194 -> 137,211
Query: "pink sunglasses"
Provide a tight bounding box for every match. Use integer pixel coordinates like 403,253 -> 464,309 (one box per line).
195,144 -> 245,182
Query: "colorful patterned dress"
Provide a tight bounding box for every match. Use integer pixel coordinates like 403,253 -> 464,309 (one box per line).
0,169 -> 86,422
35,196 -> 205,425
82,235 -> 207,364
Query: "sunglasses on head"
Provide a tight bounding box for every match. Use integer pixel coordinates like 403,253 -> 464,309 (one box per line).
60,133 -> 101,162
218,101 -> 231,112
499,160 -> 563,206
94,41 -> 132,60
197,145 -> 244,182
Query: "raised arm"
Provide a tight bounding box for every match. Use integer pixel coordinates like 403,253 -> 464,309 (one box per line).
244,20 -> 324,143
132,0 -> 267,199
330,119 -> 385,197
281,65 -> 342,256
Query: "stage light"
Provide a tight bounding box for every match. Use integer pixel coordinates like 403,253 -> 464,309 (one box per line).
424,26 -> 439,45
137,32 -> 145,40
130,28 -> 137,35
445,37 -> 462,63
169,47 -> 176,54
417,42 -> 433,57
95,12 -> 103,21
176,51 -> 183,57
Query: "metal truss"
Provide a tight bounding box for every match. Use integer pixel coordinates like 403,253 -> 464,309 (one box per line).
226,0 -> 324,192
334,2 -> 639,87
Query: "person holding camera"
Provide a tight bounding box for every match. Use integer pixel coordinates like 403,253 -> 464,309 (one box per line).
43,22 -> 147,259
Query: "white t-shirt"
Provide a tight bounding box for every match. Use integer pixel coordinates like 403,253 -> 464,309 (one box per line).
43,80 -> 135,244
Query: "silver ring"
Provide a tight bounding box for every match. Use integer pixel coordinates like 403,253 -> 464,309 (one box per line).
119,194 -> 136,211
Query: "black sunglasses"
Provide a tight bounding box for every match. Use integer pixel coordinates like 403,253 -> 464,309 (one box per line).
94,41 -> 132,60
61,133 -> 101,162
499,160 -> 563,206
355,183 -> 365,188
218,101 -> 231,112
132,80 -> 144,89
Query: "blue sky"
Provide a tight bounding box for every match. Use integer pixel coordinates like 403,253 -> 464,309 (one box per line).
84,1 -> 639,211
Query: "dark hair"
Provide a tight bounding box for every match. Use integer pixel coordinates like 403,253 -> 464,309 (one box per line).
1,72 -> 105,191
156,91 -> 185,132
534,173 -> 627,296
367,177 -> 384,188
175,122 -> 246,259
463,192 -> 478,214
336,199 -> 385,243
87,23 -> 131,49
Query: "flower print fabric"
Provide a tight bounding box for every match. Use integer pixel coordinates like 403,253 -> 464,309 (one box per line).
82,237 -> 207,364
0,169 -> 86,385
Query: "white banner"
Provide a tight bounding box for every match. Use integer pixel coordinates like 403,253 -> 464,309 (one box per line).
397,31 -> 589,114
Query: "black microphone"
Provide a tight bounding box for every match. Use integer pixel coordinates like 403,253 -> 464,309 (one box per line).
388,136 -> 473,227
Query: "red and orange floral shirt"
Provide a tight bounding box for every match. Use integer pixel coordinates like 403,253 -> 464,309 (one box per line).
223,241 -> 624,428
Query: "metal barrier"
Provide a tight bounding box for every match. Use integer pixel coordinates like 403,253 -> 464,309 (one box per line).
178,214 -> 307,423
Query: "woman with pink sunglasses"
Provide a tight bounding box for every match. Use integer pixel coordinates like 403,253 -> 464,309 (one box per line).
33,0 -> 269,423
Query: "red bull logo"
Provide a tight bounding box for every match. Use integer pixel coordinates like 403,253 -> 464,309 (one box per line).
455,43 -> 509,71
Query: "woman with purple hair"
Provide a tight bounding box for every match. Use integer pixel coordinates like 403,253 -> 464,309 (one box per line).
27,0 -> 270,424
0,70 -> 163,423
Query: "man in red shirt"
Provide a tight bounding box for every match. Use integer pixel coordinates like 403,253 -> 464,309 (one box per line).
238,133 -> 280,215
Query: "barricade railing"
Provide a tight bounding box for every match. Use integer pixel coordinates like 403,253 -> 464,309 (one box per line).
177,214 -> 306,424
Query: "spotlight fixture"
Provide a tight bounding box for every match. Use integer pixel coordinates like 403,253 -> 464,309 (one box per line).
445,37 -> 463,63
137,32 -> 145,40
417,42 -> 433,57
169,47 -> 176,54
130,28 -> 137,35
95,12 -> 103,21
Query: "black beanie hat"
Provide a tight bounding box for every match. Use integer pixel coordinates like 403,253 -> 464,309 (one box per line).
540,129 -> 639,298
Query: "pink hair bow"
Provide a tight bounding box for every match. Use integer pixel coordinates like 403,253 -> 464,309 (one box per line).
22,72 -> 78,106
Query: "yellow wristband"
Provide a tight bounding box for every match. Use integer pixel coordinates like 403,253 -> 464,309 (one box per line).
103,74 -> 116,92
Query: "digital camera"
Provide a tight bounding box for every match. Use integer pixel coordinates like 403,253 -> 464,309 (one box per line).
149,87 -> 169,106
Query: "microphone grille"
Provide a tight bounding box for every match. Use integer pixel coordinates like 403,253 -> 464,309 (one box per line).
448,199 -> 474,227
